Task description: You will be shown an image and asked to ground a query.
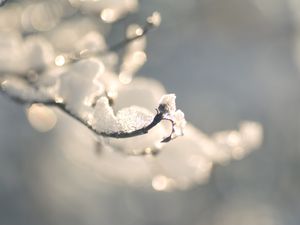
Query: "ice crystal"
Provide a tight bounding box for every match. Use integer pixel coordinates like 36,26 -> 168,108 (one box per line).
158,94 -> 187,142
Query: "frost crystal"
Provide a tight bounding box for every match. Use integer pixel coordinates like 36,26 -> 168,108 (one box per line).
116,106 -> 153,133
158,94 -> 177,114
158,94 -> 187,142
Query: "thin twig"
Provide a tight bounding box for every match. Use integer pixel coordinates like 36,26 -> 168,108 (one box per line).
107,22 -> 153,53
66,19 -> 157,64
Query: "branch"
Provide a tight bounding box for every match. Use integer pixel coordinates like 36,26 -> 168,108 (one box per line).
0,0 -> 8,7
55,101 -> 166,140
62,12 -> 161,64
0,11 -> 182,150
0,79 -> 181,143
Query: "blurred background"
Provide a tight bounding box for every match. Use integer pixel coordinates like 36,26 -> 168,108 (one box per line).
0,0 -> 300,224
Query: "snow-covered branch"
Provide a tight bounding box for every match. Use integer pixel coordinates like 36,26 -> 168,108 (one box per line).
0,76 -> 185,143
0,0 -> 263,190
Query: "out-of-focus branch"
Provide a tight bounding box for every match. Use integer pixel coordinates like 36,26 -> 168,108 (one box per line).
63,12 -> 161,64
0,0 -> 9,7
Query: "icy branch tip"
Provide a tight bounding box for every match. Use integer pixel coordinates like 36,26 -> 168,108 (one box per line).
158,94 -> 176,114
158,94 -> 187,142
